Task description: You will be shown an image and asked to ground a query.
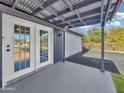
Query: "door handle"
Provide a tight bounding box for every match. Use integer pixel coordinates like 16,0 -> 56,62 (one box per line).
6,45 -> 10,47
6,49 -> 10,52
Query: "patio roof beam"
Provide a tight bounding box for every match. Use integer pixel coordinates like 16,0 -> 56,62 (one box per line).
62,0 -> 85,25
59,18 -> 100,28
0,4 -> 63,30
58,10 -> 111,28
71,12 -> 111,28
47,8 -> 74,27
31,0 -> 73,27
45,0 -> 101,20
31,7 -> 42,15
43,0 -> 58,9
11,0 -> 18,8
67,19 -> 100,28
73,18 -> 100,26
53,12 -> 102,25
53,3 -> 115,25
29,0 -> 74,27
31,0 -> 58,15
58,13 -> 109,27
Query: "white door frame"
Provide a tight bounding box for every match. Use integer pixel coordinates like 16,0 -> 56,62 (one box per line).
2,13 -> 54,87
35,24 -> 54,69
2,13 -> 36,87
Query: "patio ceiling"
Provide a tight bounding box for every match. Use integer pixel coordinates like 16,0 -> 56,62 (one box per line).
0,0 -> 122,28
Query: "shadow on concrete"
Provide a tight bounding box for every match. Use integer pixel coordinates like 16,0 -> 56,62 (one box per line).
66,49 -> 120,74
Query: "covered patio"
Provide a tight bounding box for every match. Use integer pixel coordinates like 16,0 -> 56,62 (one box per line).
2,62 -> 116,93
0,0 -> 122,73
0,0 -> 122,92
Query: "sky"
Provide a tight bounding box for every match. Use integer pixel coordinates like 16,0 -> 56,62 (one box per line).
73,1 -> 124,34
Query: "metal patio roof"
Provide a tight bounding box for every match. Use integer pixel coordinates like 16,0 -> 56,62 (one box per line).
0,0 -> 122,29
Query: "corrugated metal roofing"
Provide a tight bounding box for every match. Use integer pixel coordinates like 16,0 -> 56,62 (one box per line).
0,0 -> 122,28
52,0 -> 68,12
69,0 -> 84,6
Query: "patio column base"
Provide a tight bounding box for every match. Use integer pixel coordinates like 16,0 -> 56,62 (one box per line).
100,61 -> 105,72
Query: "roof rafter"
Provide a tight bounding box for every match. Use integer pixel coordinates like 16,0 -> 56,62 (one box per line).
59,18 -> 100,28
62,0 -> 85,25
57,9 -> 102,24
53,2 -> 116,25
46,7 -> 65,22
46,6 -> 74,27
59,15 -> 101,26
11,0 -> 19,8
58,11 -> 112,28
31,0 -> 73,27
0,0 -> 121,28
54,12 -> 102,24
73,20 -> 100,27
46,0 -> 101,20
30,0 -> 58,15
10,0 -> 68,27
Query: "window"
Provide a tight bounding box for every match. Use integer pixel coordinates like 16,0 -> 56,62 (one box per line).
14,24 -> 30,72
40,30 -> 48,63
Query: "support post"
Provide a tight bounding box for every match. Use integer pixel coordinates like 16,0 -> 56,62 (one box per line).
0,11 -> 2,88
63,31 -> 65,62
101,24 -> 105,72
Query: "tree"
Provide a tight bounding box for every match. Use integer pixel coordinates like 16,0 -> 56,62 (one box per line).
84,28 -> 107,43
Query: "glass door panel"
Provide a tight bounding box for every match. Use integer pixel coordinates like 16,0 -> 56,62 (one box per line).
14,25 -> 20,71
20,26 -> 26,70
40,30 -> 48,63
14,24 -> 30,72
25,27 -> 30,68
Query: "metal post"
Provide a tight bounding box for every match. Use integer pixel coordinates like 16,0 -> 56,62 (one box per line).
0,11 -> 2,88
101,24 -> 105,72
62,31 -> 65,62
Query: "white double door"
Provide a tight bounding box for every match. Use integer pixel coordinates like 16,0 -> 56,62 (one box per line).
2,13 -> 53,87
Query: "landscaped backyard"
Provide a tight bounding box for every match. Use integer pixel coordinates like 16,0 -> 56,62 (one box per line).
82,27 -> 124,93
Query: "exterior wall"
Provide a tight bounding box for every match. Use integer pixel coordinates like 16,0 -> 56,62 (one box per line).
0,11 -> 2,88
53,29 -> 64,63
65,31 -> 82,58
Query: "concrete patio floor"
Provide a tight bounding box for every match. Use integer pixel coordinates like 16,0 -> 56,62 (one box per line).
1,62 -> 116,93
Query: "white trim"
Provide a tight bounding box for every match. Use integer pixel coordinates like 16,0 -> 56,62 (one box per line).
35,24 -> 53,69
2,13 -> 36,87
2,13 -> 54,87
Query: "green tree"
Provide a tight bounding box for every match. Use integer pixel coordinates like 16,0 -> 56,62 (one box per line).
108,28 -> 124,50
84,28 -> 107,43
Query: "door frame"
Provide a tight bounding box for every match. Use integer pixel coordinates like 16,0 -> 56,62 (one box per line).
2,13 -> 36,87
2,13 -> 54,87
35,24 -> 54,69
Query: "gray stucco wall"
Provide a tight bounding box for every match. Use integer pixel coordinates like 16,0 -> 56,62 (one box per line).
0,11 -> 2,88
53,29 -> 64,63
